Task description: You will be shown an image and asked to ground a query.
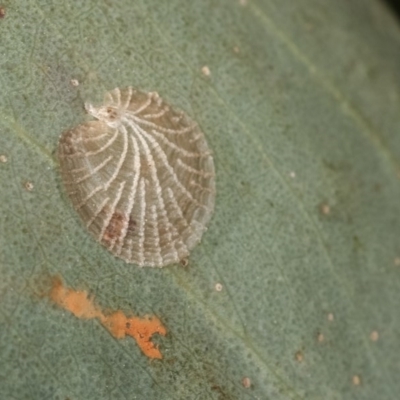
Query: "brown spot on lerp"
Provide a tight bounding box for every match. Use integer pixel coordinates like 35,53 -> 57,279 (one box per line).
102,212 -> 127,245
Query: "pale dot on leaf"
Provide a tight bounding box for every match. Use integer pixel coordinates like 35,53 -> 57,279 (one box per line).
352,375 -> 361,386
241,377 -> 251,388
317,332 -> 324,343
215,283 -> 223,292
201,65 -> 211,76
295,350 -> 304,363
320,203 -> 331,215
0,154 -> 7,163
58,87 -> 216,267
370,330 -> 379,342
24,181 -> 34,191
327,312 -> 334,322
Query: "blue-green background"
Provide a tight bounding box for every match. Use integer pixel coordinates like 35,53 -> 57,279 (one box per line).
1,1 -> 400,399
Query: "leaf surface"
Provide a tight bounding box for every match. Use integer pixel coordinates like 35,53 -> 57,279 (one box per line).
1,0 -> 400,399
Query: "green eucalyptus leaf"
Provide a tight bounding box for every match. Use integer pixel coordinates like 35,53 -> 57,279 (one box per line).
1,0 -> 400,399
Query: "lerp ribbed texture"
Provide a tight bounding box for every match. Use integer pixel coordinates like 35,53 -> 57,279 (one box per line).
58,87 -> 215,267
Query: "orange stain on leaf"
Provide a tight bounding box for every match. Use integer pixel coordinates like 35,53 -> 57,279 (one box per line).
50,276 -> 166,359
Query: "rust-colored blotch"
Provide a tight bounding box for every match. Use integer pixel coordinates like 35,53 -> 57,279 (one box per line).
50,276 -> 166,359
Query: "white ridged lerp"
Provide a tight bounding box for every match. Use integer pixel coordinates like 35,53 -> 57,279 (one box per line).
58,87 -> 216,267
